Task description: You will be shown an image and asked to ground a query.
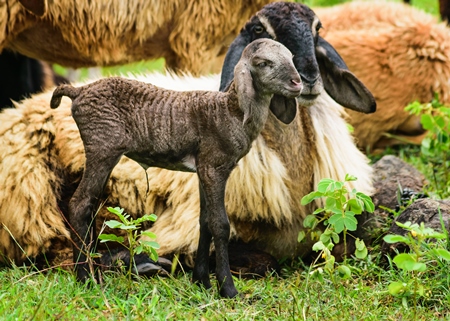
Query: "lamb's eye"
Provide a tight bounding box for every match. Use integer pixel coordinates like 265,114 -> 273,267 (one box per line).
254,25 -> 264,34
258,62 -> 267,67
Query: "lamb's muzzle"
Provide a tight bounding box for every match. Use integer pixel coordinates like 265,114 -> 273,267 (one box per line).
50,38 -> 301,298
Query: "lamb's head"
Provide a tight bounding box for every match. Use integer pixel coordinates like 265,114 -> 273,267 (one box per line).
234,39 -> 302,124
220,1 -> 376,114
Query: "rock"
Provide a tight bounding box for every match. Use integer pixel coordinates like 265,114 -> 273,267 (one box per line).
371,155 -> 428,212
381,198 -> 450,256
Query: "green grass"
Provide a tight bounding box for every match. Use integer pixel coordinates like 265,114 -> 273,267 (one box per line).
1,254 -> 449,320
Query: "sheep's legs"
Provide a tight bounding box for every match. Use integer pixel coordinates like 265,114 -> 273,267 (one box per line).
192,181 -> 213,289
69,152 -> 122,283
194,166 -> 238,298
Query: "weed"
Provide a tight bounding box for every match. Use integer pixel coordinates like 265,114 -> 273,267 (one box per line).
98,207 -> 160,280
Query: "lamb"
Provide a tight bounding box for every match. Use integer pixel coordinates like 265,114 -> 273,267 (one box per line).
316,1 -> 450,150
49,38 -> 303,298
2,0 -> 274,75
0,2 -> 376,274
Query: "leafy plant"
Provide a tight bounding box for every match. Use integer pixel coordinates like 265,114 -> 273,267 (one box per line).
405,96 -> 450,198
299,174 -> 375,279
383,219 -> 450,315
98,207 -> 160,279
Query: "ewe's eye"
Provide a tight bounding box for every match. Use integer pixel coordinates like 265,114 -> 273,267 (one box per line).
254,25 -> 264,34
316,21 -> 322,33
258,61 -> 268,68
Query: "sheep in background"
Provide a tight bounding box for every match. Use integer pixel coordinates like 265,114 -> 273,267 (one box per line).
0,2 -> 376,272
403,0 -> 450,24
316,1 -> 450,150
0,49 -> 68,109
2,0 -> 274,75
50,39 -> 302,297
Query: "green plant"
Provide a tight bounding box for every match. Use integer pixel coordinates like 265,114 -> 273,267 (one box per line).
383,219 -> 450,316
405,96 -> 450,198
299,174 -> 375,279
98,207 -> 160,279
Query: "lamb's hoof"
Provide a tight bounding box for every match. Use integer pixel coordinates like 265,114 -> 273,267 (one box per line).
220,286 -> 239,299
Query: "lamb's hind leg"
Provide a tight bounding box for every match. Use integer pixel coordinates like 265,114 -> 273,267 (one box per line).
69,152 -> 123,283
195,165 -> 238,298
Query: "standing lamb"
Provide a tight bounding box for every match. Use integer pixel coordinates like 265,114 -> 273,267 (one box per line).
0,2 -> 375,274
50,39 -> 303,298
2,0 -> 274,75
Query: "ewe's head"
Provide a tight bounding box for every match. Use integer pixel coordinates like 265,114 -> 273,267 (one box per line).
221,2 -> 376,114
237,39 -> 302,99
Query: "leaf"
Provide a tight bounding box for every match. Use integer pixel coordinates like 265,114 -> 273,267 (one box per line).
320,233 -> 331,245
303,215 -> 318,229
104,220 -> 125,229
355,238 -> 368,259
107,207 -> 124,216
140,240 -> 161,250
313,208 -> 325,215
388,282 -> 406,296
337,265 -> 352,279
345,174 -> 357,182
98,234 -> 125,243
356,192 -> 375,213
331,232 -> 339,244
355,247 -> 368,259
347,199 -> 363,214
328,214 -> 345,234
298,231 -> 306,243
420,114 -> 434,130
135,213 -> 158,224
317,178 -> 337,193
393,253 -> 426,271
141,231 -> 157,239
383,234 -> 410,244
431,248 -> 450,261
301,191 -> 323,205
312,241 -> 325,252
135,245 -> 144,255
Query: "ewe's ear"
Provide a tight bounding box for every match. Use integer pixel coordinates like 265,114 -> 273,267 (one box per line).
316,37 -> 376,114
234,61 -> 256,124
220,33 -> 251,92
269,95 -> 297,124
18,0 -> 47,16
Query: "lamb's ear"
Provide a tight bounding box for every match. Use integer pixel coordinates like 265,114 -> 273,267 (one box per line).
269,95 -> 297,124
316,37 -> 376,114
18,0 -> 47,16
219,33 -> 251,92
234,61 -> 255,124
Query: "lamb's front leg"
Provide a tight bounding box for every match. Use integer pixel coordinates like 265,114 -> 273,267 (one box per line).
195,165 -> 238,298
192,181 -> 213,290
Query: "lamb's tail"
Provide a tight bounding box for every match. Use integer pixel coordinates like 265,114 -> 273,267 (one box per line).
50,84 -> 82,109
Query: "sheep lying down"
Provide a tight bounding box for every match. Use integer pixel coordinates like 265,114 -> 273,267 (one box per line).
50,38 -> 302,298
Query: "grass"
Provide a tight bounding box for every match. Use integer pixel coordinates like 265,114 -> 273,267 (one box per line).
1,253 -> 449,320
2,1 -> 449,320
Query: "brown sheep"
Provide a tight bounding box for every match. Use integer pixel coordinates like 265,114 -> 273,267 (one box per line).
2,0 -> 274,75
316,1 -> 450,150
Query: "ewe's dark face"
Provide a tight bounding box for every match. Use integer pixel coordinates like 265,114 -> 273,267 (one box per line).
245,39 -> 302,98
243,2 -> 322,106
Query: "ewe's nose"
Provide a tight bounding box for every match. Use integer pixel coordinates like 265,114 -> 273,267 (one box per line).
301,75 -> 319,91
